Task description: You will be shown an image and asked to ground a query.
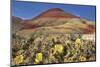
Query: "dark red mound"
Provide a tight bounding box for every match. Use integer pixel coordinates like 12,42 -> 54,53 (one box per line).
34,8 -> 79,19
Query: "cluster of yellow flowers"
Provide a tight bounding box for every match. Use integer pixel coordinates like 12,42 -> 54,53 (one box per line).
75,38 -> 81,47
79,56 -> 86,61
14,55 -> 24,64
54,44 -> 64,53
35,53 -> 43,64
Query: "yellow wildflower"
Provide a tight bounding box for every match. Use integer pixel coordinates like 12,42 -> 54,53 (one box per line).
75,38 -> 81,47
35,53 -> 43,64
79,56 -> 86,61
14,55 -> 24,64
54,44 -> 64,53
64,57 -> 73,62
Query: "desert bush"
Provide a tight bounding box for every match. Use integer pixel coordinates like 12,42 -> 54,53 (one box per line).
11,33 -> 96,66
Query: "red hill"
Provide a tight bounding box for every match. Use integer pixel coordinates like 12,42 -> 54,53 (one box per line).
33,8 -> 79,19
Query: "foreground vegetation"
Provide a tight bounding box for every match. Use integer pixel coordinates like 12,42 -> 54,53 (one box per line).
11,32 -> 96,66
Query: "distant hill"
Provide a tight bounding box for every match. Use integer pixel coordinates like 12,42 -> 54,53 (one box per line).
12,16 -> 22,32
33,8 -> 79,19
12,8 -> 95,37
